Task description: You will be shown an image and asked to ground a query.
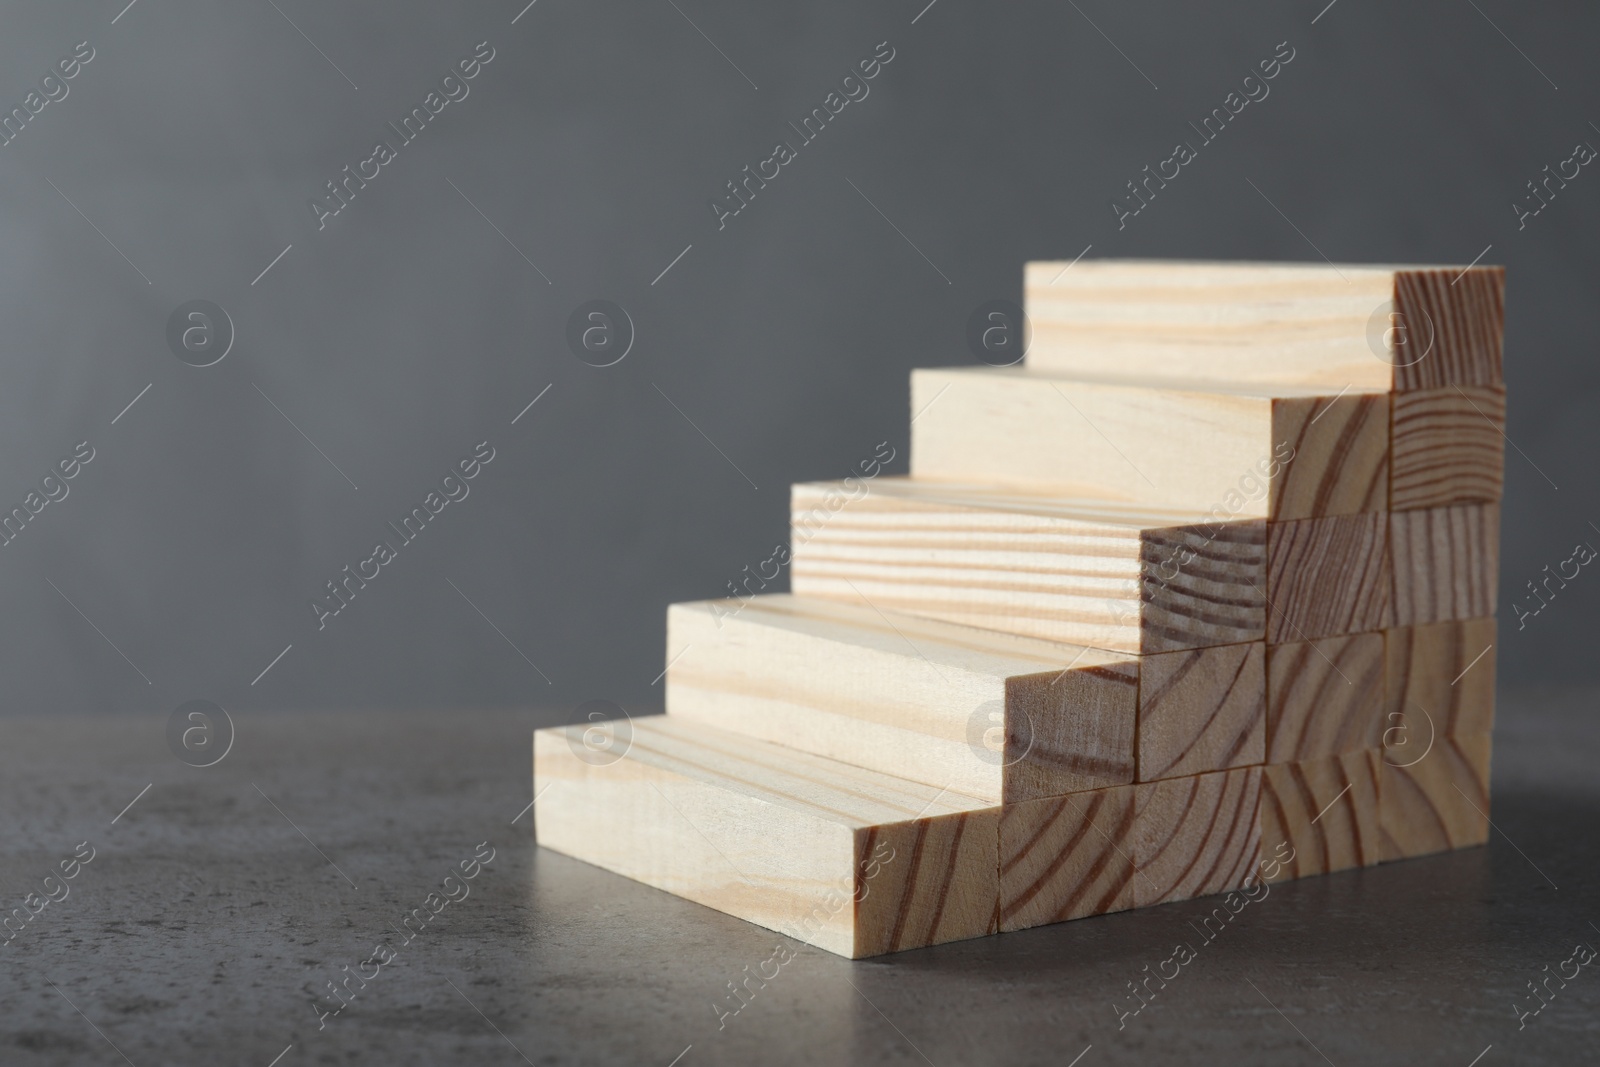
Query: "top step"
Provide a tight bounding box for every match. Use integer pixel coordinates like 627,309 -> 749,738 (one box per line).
1023,260 -> 1503,392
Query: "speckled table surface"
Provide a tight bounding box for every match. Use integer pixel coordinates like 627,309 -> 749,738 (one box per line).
2,692 -> 1597,1067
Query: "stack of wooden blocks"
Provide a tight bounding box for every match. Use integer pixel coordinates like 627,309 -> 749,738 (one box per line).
534,260 -> 1505,959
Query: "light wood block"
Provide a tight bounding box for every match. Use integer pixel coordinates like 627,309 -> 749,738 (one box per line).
910,366 -> 1389,520
1132,767 -> 1262,907
1384,619 -> 1497,737
1259,751 -> 1381,881
1022,260 -> 1504,391
789,478 -> 1266,654
1378,732 -> 1492,862
533,715 -> 1000,958
665,594 -> 1139,804
1390,385 -> 1505,510
1266,513 -> 1392,643
1136,643 -> 1265,782
1266,633 -> 1385,762
999,785 -> 1136,932
1390,505 -> 1500,626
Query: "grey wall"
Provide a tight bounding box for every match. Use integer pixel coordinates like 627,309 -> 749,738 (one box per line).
2,0 -> 1594,720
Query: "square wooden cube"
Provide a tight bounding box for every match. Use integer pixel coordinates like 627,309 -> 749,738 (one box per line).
1266,633 -> 1385,762
1378,732 -> 1492,862
1384,619 -> 1496,737
1266,512 -> 1391,642
1390,505 -> 1499,626
1259,751 -> 1381,882
1136,643 -> 1265,782
1133,767 -> 1262,907
998,785 -> 1137,932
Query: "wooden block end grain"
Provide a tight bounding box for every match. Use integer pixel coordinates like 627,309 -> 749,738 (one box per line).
533,715 -> 1000,958
1390,504 -> 1500,626
999,785 -> 1136,932
1266,512 -> 1392,643
1390,385 -> 1506,510
1268,392 -> 1390,520
1133,767 -> 1262,907
1136,643 -> 1266,782
1259,751 -> 1381,881
1378,732 -> 1492,862
1385,619 -> 1497,738
1266,632 -> 1385,762
1391,266 -> 1505,391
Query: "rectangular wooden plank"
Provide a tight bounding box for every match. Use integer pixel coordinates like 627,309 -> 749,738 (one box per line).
1390,504 -> 1500,626
665,594 -> 1139,804
789,477 -> 1266,654
1384,619 -> 1497,737
1266,512 -> 1392,643
1136,643 -> 1265,782
1266,633 -> 1385,762
1022,260 -> 1504,391
1259,751 -> 1381,882
1378,732 -> 1492,862
1132,766 -> 1262,907
998,784 -> 1136,932
533,715 -> 1000,959
1391,385 -> 1506,510
910,366 -> 1389,520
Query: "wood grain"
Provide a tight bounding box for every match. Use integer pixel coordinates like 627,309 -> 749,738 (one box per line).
533,715 -> 1000,959
1384,619 -> 1497,738
789,478 -> 1266,654
1390,504 -> 1500,626
1132,767 -> 1263,907
1390,385 -> 1506,510
1378,732 -> 1492,862
1136,643 -> 1265,782
1265,633 -> 1385,762
999,785 -> 1137,932
1265,513 -> 1392,643
666,594 -> 1139,804
908,367 -> 1389,520
1391,267 -> 1506,391
1021,260 -> 1504,391
1259,751 -> 1381,882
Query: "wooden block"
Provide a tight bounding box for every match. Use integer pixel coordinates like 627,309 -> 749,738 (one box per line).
1265,513 -> 1392,643
910,367 -> 1388,520
1266,633 -> 1385,762
1136,643 -> 1265,782
998,785 -> 1136,932
790,477 -> 1266,654
666,594 -> 1138,804
1258,751 -> 1381,881
1132,767 -> 1262,907
1378,732 -> 1492,862
533,715 -> 1000,959
1390,504 -> 1500,626
1022,260 -> 1504,391
1391,385 -> 1506,510
1384,619 -> 1497,737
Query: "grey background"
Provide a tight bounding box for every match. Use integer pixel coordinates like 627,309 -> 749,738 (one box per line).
1,0 -> 1595,722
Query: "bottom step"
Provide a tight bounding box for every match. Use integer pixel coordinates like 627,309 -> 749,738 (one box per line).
533,717 -> 1490,958
534,715 -> 999,959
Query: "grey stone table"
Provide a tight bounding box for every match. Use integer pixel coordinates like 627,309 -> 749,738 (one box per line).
2,693 -> 1597,1067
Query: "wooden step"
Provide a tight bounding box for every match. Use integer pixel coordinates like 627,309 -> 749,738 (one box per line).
668,594 -> 1266,794
533,715 -> 1000,958
909,366 -> 1388,520
789,477 -> 1265,654
1022,259 -> 1504,392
